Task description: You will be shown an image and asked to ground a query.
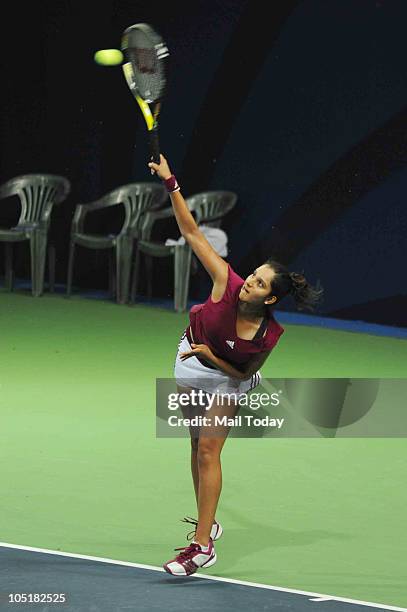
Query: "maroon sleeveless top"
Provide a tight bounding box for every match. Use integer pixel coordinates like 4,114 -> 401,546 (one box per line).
186,264 -> 284,369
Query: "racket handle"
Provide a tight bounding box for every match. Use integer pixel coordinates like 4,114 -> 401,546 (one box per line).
149,127 -> 161,164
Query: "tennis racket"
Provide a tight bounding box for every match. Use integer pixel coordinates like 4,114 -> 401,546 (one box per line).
121,23 -> 169,164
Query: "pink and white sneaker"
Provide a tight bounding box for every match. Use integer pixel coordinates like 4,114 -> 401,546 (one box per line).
163,539 -> 216,576
181,516 -> 223,541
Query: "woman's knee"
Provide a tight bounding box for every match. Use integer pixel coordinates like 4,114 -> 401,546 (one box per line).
197,438 -> 224,465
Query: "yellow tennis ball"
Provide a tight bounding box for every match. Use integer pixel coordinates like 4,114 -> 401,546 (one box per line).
94,49 -> 124,66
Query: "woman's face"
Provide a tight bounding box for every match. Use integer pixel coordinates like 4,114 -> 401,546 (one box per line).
239,265 -> 276,304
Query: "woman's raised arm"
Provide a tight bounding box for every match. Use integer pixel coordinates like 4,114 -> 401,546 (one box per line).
148,155 -> 228,289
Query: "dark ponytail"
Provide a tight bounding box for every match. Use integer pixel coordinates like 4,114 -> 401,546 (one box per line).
288,271 -> 323,312
265,259 -> 323,312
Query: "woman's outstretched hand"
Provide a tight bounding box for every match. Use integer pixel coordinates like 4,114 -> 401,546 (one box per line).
148,154 -> 172,180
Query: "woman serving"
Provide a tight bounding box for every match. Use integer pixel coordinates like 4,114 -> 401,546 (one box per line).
148,154 -> 322,576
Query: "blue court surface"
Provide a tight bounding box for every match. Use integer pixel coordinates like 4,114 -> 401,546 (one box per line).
1,543 -> 406,612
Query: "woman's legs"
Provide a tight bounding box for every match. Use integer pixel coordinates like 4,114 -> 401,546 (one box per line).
178,385 -> 201,505
193,393 -> 239,547
194,435 -> 227,546
188,435 -> 224,537
178,385 -> 239,547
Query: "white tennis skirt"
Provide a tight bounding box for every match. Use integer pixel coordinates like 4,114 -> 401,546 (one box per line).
174,331 -> 261,397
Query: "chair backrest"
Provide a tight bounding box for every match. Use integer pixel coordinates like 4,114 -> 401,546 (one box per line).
102,182 -> 168,236
185,191 -> 237,228
0,174 -> 71,228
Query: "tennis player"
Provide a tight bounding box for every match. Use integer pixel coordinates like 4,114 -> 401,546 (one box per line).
149,155 -> 322,576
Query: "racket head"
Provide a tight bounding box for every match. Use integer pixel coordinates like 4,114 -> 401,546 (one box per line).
121,23 -> 169,104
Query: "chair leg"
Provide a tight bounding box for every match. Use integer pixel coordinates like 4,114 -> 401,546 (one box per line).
66,241 -> 76,297
5,243 -> 14,291
115,236 -> 133,305
174,244 -> 192,312
108,249 -> 116,299
145,255 -> 153,300
130,247 -> 141,304
30,230 -> 47,297
48,245 -> 55,293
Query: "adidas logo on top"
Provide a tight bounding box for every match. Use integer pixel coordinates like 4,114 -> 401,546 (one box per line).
226,340 -> 235,349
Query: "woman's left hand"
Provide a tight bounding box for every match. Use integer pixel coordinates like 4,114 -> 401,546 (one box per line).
180,343 -> 216,363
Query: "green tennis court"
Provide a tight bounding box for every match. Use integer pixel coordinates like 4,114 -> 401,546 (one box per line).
1,290 -> 406,609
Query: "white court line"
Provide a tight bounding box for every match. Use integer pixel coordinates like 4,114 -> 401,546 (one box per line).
310,597 -> 334,602
1,541 -> 406,612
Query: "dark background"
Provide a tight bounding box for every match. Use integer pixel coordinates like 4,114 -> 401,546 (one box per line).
1,0 -> 406,326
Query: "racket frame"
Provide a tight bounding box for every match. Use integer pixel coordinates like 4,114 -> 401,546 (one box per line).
121,23 -> 168,163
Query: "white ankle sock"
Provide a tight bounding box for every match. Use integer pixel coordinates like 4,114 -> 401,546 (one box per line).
193,540 -> 210,552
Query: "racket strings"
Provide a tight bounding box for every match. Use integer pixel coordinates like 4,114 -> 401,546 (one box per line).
133,47 -> 156,74
128,47 -> 164,101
